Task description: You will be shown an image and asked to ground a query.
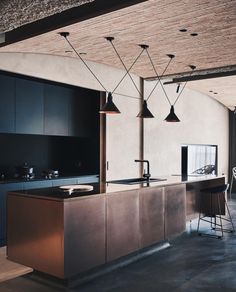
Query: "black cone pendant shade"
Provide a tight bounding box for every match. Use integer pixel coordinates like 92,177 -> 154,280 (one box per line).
137,100 -> 154,118
99,92 -> 120,114
164,105 -> 180,122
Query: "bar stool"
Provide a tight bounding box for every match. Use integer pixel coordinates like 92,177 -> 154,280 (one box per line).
197,184 -> 235,239
229,167 -> 236,199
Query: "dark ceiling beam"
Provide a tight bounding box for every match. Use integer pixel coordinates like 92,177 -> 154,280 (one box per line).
0,0 -> 147,47
150,65 -> 236,84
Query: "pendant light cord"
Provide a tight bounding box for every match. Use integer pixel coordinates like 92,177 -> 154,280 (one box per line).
146,56 -> 174,101
111,48 -> 145,95
173,67 -> 195,106
62,35 -> 108,93
107,39 -> 143,97
145,48 -> 172,106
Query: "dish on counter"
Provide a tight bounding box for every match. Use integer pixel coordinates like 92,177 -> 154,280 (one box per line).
59,184 -> 94,194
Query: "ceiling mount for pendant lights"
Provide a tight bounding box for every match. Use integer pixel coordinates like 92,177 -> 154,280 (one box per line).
59,32 -> 121,114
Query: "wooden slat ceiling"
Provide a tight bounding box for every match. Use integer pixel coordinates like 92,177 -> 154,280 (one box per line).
0,0 -> 236,109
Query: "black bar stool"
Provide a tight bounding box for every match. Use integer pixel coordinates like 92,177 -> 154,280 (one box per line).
197,184 -> 235,239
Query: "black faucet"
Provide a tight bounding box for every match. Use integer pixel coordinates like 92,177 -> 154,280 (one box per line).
135,159 -> 151,180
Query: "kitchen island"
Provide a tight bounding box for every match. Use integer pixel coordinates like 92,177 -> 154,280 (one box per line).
7,175 -> 225,279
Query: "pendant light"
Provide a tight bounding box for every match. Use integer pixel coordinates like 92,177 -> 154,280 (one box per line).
164,105 -> 180,122
59,32 -> 121,114
137,100 -> 154,118
99,92 -> 121,114
144,46 -> 195,122
105,38 -> 175,119
165,65 -> 196,122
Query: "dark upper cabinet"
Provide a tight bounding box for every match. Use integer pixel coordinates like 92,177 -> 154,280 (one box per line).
0,75 -> 15,133
44,84 -> 70,136
69,90 -> 100,137
15,78 -> 44,134
0,73 -> 100,137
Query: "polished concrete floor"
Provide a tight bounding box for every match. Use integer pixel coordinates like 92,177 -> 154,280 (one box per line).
1,196 -> 236,292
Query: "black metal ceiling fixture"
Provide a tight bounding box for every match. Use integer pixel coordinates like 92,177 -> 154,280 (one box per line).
105,37 -> 175,118
60,32 -> 123,114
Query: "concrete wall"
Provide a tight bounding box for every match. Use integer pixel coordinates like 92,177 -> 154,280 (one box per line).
0,52 -> 229,180
143,80 -> 229,177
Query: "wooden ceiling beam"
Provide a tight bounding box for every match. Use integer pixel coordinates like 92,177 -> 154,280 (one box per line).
0,0 -> 147,47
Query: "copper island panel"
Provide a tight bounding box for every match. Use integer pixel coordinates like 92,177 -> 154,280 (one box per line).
139,187 -> 164,248
64,195 -> 106,277
164,184 -> 186,239
106,190 -> 140,262
7,194 -> 64,278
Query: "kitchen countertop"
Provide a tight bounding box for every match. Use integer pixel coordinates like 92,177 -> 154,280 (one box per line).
0,174 -> 98,184
8,174 -> 225,201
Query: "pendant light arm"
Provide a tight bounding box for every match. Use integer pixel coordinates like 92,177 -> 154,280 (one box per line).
146,56 -> 174,101
111,47 -> 145,94
173,66 -> 196,106
61,33 -> 108,92
107,38 -> 143,97
145,48 -> 172,106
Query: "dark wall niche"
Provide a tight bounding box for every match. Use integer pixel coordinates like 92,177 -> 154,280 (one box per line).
0,70 -> 101,178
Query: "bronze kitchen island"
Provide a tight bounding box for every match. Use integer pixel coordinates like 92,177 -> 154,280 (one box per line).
7,175 -> 224,279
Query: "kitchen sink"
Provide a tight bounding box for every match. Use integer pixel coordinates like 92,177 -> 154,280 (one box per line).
108,177 -> 167,185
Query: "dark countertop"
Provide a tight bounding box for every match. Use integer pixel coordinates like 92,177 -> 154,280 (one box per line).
0,174 -> 98,184
7,174 -> 224,201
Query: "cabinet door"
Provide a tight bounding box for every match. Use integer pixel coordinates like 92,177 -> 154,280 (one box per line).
139,187 -> 165,248
15,78 -> 44,134
106,190 -> 139,262
164,184 -> 186,239
44,84 -> 69,136
0,75 -> 15,133
0,182 -> 23,246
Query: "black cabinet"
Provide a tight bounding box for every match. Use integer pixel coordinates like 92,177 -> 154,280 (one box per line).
0,75 -> 15,133
0,73 -> 100,137
15,78 -> 44,134
44,84 -> 70,136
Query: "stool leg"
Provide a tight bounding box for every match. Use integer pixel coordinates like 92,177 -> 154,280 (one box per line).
229,175 -> 234,200
217,193 -> 224,238
197,194 -> 202,234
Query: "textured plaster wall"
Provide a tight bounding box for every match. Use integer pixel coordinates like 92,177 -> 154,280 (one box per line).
0,0 -> 93,32
143,80 -> 229,178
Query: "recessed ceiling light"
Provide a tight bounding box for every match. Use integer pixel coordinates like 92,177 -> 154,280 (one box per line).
190,33 -> 198,36
179,28 -> 187,32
